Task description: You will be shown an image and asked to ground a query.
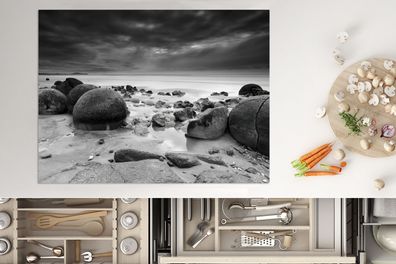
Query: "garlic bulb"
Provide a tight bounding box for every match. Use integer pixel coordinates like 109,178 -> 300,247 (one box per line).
333,149 -> 345,161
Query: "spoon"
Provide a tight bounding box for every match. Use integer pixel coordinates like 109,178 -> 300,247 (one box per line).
52,221 -> 104,236
192,228 -> 215,248
26,252 -> 64,263
27,240 -> 64,257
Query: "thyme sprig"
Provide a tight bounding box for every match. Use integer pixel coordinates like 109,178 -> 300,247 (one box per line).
339,111 -> 363,135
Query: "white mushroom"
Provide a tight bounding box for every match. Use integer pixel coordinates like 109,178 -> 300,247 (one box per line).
315,106 -> 327,118
372,76 -> 381,88
360,61 -> 372,71
384,140 -> 395,152
333,49 -> 345,65
334,91 -> 345,102
368,93 -> 380,106
357,67 -> 366,78
333,149 -> 345,161
384,74 -> 395,86
336,31 -> 349,43
384,86 -> 396,97
374,179 -> 385,191
357,82 -> 366,93
360,138 -> 371,150
380,94 -> 390,105
365,81 -> 372,92
346,84 -> 358,94
391,105 -> 396,116
384,60 -> 394,70
338,102 -> 350,112
366,68 -> 376,79
362,116 -> 371,126
358,92 -> 369,103
348,74 -> 359,84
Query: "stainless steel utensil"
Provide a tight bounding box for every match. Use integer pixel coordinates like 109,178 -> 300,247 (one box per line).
221,208 -> 293,225
26,252 -> 64,263
192,228 -> 215,248
206,199 -> 211,221
187,198 -> 192,221
81,251 -> 113,263
200,199 -> 205,221
229,202 -> 292,211
187,221 -> 209,246
27,240 -> 64,257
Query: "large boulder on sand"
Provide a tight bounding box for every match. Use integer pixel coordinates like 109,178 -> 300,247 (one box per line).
186,107 -> 228,139
174,107 -> 196,122
54,78 -> 83,96
228,95 -> 269,156
238,83 -> 269,97
67,84 -> 97,113
38,88 -> 67,115
73,88 -> 128,130
114,149 -> 163,162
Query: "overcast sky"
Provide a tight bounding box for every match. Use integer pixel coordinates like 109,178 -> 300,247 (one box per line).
39,10 -> 269,74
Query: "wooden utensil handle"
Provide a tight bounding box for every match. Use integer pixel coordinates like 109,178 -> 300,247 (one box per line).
94,251 -> 112,258
57,211 -> 107,222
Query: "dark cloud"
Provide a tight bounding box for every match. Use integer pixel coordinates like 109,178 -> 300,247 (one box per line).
39,10 -> 269,73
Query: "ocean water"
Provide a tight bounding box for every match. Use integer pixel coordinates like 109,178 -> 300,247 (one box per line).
38,71 -> 269,100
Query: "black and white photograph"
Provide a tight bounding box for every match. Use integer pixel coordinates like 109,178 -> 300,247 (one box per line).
38,10 -> 270,184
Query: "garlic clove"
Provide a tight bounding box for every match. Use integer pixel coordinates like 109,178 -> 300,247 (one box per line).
358,92 -> 369,104
333,149 -> 345,161
374,179 -> 385,190
357,67 -> 366,78
384,74 -> 395,86
384,140 -> 395,152
360,138 -> 371,150
338,102 -> 350,113
366,68 -> 376,79
372,76 -> 381,88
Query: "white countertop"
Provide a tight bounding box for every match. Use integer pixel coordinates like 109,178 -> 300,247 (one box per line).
0,0 -> 395,197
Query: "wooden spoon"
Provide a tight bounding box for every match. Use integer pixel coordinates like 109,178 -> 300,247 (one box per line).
36,211 -> 107,229
51,221 -> 104,236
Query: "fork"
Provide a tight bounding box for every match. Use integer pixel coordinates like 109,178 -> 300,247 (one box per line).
36,211 -> 107,229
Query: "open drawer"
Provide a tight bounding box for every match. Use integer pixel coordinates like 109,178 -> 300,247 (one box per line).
160,198 -> 356,264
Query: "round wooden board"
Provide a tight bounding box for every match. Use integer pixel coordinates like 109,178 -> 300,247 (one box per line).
328,58 -> 396,158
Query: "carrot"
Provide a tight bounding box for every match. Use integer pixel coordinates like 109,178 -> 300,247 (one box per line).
299,143 -> 331,162
303,145 -> 332,165
340,161 -> 347,167
303,171 -> 338,176
320,164 -> 342,173
306,148 -> 332,169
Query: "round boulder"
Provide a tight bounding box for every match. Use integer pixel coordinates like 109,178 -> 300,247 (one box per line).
38,88 -> 67,115
67,84 -> 97,113
54,78 -> 83,96
186,107 -> 228,139
228,95 -> 269,156
238,83 -> 269,97
73,88 -> 128,130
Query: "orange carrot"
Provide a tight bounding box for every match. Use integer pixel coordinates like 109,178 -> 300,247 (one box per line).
340,161 -> 347,167
320,164 -> 342,173
306,148 -> 332,169
299,143 -> 331,162
303,171 -> 338,176
303,146 -> 332,165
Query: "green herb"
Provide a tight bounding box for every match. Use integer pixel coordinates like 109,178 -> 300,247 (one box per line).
339,111 -> 363,135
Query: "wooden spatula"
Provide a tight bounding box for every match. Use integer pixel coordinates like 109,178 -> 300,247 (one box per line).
36,211 -> 107,229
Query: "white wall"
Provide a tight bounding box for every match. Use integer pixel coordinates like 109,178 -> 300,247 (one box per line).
0,0 -> 395,197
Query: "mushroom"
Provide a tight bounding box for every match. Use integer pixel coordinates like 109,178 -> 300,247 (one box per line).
346,84 -> 357,94
333,49 -> 345,65
365,81 -> 372,92
336,31 -> 349,43
357,82 -> 366,93
360,61 -> 372,71
357,67 -> 366,78
380,94 -> 390,105
384,60 -> 394,71
338,102 -> 350,113
358,92 -> 370,103
374,179 -> 385,190
384,86 -> 396,97
362,116 -> 371,126
391,105 -> 396,116
366,68 -> 376,79
360,138 -> 371,150
333,149 -> 345,161
334,91 -> 345,102
384,140 -> 395,152
372,76 -> 381,88
368,93 -> 379,106
348,74 -> 359,84
384,74 -> 395,86
372,87 -> 384,96
315,106 -> 326,118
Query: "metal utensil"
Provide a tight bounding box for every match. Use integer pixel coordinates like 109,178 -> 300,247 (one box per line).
26,252 -> 64,263
200,199 -> 205,221
206,199 -> 211,221
192,228 -> 215,248
187,198 -> 192,221
36,211 -> 107,229
221,208 -> 293,225
27,240 -> 64,257
81,251 -> 113,263
229,202 -> 292,211
187,221 -> 209,246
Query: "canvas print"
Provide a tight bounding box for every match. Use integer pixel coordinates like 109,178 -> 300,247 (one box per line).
38,10 -> 270,184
